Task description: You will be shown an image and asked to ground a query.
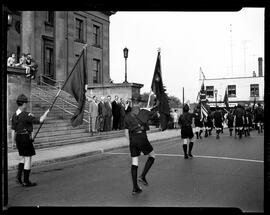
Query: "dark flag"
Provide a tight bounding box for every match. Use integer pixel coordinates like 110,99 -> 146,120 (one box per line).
63,48 -> 88,127
151,51 -> 170,131
223,87 -> 229,109
252,96 -> 256,112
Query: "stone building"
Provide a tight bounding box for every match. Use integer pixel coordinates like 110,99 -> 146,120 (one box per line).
7,11 -> 143,100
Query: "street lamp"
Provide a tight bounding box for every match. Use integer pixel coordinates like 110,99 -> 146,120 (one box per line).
123,47 -> 128,83
214,89 -> 218,107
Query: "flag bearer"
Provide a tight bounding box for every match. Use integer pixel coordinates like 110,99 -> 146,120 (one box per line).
178,104 -> 195,159
193,105 -> 203,139
233,103 -> 245,139
11,94 -> 49,187
254,103 -> 264,134
226,109 -> 234,136
213,106 -> 224,139
124,103 -> 156,195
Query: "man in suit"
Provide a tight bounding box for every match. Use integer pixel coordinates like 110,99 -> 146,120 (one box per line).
104,95 -> 113,131
88,95 -> 99,132
98,96 -> 106,132
112,95 -> 121,130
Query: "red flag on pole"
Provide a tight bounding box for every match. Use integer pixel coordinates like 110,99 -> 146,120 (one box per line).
151,50 -> 170,131
63,48 -> 88,127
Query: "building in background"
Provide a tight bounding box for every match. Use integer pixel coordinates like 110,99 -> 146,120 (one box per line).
201,57 -> 264,108
7,11 -> 143,101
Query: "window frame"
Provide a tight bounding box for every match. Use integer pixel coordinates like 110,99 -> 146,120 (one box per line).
250,84 -> 259,97
75,18 -> 84,43
206,86 -> 214,98
227,85 -> 236,98
45,11 -> 54,26
93,24 -> 100,47
93,59 -> 100,84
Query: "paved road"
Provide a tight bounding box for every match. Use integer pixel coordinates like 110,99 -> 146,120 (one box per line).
7,129 -> 264,212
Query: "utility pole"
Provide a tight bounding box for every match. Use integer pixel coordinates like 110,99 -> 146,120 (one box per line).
229,24 -> 234,77
182,87 -> 184,113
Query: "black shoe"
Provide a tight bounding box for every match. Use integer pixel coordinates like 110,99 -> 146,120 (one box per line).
16,178 -> 23,185
184,154 -> 189,159
22,181 -> 37,187
188,154 -> 193,158
138,177 -> 149,186
132,187 -> 142,195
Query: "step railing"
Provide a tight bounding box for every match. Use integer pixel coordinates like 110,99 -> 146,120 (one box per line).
32,75 -> 93,132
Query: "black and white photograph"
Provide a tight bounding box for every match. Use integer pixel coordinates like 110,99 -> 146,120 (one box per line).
1,3 -> 268,214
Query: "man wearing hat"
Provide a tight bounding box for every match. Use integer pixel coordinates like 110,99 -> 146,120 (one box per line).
124,103 -> 156,195
11,94 -> 49,187
178,104 -> 195,159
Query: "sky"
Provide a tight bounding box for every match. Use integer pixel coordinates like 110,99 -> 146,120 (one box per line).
109,8 -> 264,103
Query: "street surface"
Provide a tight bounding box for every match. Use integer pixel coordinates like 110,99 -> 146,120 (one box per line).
7,129 -> 264,212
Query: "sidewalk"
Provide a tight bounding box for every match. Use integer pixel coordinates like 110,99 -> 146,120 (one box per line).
8,129 -> 181,171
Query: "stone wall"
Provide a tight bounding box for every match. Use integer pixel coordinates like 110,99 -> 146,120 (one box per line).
87,82 -> 143,102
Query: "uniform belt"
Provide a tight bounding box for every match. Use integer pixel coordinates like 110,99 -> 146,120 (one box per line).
16,131 -> 30,135
132,130 -> 143,134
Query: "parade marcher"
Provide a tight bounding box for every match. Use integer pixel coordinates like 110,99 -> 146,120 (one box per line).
204,111 -> 213,137
193,105 -> 203,139
178,104 -> 195,159
254,103 -> 264,134
124,103 -> 156,195
247,107 -> 253,135
226,109 -> 234,136
213,106 -> 224,139
11,94 -> 49,187
233,103 -> 245,139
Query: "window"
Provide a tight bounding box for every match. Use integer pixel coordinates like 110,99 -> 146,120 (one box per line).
45,47 -> 54,77
93,59 -> 100,83
206,86 -> 214,98
75,18 -> 84,42
46,11 -> 54,25
93,25 -> 100,46
228,85 -> 236,97
250,84 -> 259,97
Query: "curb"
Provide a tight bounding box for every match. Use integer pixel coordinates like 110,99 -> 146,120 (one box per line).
8,135 -> 180,171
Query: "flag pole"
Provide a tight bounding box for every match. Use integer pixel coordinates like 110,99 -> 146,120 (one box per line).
32,44 -> 88,141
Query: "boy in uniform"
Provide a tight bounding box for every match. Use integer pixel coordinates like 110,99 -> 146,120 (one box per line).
178,104 -> 195,159
11,94 -> 49,186
124,103 -> 156,195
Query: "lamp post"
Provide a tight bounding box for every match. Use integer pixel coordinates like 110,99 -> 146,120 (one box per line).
123,47 -> 128,83
214,89 -> 218,107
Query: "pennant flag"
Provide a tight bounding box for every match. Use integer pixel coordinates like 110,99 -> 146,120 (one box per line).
63,48 -> 88,127
151,50 -> 170,131
223,87 -> 229,109
196,67 -> 206,103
